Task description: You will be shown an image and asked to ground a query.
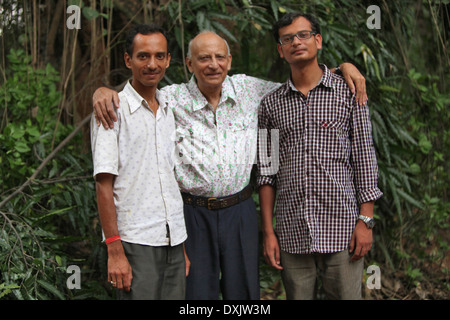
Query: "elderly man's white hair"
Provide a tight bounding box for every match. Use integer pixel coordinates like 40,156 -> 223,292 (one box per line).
186,30 -> 231,59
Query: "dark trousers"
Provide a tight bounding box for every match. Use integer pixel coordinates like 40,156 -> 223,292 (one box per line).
184,196 -> 259,300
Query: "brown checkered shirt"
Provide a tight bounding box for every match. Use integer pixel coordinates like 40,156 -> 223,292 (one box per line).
257,65 -> 383,254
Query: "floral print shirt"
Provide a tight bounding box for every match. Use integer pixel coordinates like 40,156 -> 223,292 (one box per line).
162,74 -> 280,197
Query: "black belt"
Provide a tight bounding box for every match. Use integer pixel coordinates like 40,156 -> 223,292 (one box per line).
181,185 -> 253,210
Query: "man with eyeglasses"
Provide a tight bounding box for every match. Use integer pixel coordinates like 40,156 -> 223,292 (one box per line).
92,28 -> 367,300
257,13 -> 383,299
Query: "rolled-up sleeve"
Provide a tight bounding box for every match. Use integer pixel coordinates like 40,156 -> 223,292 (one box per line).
90,114 -> 119,178
350,101 -> 383,204
256,98 -> 278,188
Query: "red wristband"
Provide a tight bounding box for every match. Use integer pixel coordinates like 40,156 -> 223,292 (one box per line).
105,235 -> 121,245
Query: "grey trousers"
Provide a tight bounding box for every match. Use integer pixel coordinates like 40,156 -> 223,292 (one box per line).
117,242 -> 186,300
280,250 -> 364,300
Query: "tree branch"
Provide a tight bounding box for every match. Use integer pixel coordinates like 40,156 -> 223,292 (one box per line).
0,114 -> 92,209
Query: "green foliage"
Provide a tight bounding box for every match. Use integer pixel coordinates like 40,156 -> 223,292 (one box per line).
0,49 -> 107,300
1,0 -> 448,300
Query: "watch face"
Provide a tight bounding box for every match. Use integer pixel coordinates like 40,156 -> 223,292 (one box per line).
367,220 -> 375,228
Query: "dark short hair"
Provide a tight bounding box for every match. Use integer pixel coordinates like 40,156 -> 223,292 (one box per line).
125,24 -> 168,56
273,12 -> 321,43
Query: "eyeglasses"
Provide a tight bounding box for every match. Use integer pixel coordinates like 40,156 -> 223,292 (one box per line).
279,30 -> 316,45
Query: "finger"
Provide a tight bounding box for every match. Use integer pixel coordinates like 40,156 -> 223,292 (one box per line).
351,244 -> 363,261
94,98 -> 113,129
103,100 -> 115,129
274,249 -> 283,270
113,93 -> 120,110
347,75 -> 356,94
361,242 -> 372,258
264,248 -> 279,269
108,273 -> 118,288
123,271 -> 132,292
357,79 -> 367,106
114,272 -> 124,290
349,233 -> 356,253
94,102 -> 109,129
93,107 -> 99,127
267,247 -> 282,270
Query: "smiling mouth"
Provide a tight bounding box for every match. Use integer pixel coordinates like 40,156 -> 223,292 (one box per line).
143,71 -> 159,77
292,49 -> 307,54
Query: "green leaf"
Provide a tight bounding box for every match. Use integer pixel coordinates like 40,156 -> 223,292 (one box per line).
82,7 -> 99,20
196,11 -> 206,30
15,141 -> 31,153
37,279 -> 66,300
379,85 -> 400,93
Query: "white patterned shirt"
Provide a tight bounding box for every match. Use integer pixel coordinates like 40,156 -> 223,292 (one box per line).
162,74 -> 280,197
91,81 -> 187,247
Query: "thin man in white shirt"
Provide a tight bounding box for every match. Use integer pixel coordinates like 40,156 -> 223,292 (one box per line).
90,24 -> 188,300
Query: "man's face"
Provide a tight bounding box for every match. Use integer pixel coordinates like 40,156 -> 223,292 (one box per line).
277,17 -> 322,65
124,32 -> 171,91
186,32 -> 232,92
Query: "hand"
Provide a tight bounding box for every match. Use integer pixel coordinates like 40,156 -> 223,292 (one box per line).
263,232 -> 283,270
184,245 -> 191,277
92,87 -> 120,129
349,220 -> 373,261
340,62 -> 368,106
107,242 -> 133,292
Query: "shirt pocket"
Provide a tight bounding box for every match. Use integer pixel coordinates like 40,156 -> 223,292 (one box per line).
174,126 -> 192,165
175,124 -> 215,165
222,121 -> 257,165
313,101 -> 351,161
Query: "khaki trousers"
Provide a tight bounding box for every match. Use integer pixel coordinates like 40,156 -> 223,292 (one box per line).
280,250 -> 364,300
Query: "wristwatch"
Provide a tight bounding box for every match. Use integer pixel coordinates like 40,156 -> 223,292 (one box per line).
335,65 -> 342,76
358,215 -> 375,229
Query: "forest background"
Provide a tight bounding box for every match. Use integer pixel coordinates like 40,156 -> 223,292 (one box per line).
0,0 -> 448,300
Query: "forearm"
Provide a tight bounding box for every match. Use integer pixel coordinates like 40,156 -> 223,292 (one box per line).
95,175 -> 119,239
259,184 -> 276,236
351,102 -> 383,203
95,174 -> 129,260
360,201 -> 374,218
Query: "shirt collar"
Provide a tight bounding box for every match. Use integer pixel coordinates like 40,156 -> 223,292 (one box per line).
123,80 -> 168,116
187,75 -> 237,112
283,64 -> 334,95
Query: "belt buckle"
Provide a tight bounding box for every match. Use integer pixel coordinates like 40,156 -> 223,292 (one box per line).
207,198 -> 217,210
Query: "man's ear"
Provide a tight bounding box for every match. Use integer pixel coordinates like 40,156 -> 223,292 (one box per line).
227,54 -> 232,71
186,56 -> 193,73
277,43 -> 285,59
315,34 -> 323,50
166,52 -> 171,69
124,52 -> 131,69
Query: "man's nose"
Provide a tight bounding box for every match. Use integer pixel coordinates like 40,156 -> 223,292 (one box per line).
292,35 -> 303,45
147,57 -> 157,68
208,57 -> 219,68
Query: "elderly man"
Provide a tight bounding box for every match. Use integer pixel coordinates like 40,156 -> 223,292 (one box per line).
92,30 -> 367,300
